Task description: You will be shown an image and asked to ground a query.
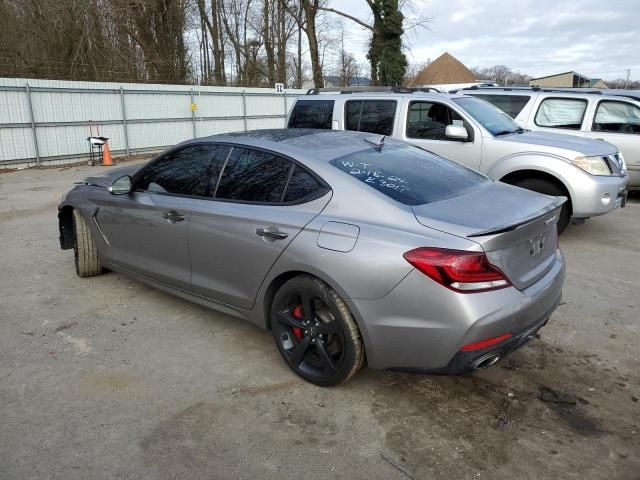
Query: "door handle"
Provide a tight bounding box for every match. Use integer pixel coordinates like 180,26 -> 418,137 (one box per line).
162,210 -> 185,222
256,228 -> 288,240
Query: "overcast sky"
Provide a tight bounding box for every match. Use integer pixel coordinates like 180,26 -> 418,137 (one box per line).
331,0 -> 640,80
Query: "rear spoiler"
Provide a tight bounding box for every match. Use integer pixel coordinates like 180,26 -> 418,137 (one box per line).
466,196 -> 566,237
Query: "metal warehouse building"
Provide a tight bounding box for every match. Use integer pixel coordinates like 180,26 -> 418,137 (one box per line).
529,71 -> 609,88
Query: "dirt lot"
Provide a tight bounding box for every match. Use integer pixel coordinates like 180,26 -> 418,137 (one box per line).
1,161 -> 639,480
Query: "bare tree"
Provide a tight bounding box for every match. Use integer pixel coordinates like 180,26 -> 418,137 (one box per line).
195,0 -> 227,85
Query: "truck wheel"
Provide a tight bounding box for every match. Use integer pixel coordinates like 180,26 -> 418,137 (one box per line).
513,178 -> 571,234
72,210 -> 103,277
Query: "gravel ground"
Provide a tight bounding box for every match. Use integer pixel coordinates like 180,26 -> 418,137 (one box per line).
1,162 -> 638,480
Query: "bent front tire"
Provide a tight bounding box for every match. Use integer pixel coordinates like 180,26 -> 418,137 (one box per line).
271,275 -> 365,387
72,209 -> 103,277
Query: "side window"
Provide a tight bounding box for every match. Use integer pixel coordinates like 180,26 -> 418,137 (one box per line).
593,100 -> 640,134
470,94 -> 531,118
406,101 -> 465,140
344,100 -> 396,135
215,148 -> 292,203
287,100 -> 334,129
283,166 -> 326,202
535,98 -> 587,130
138,144 -> 222,197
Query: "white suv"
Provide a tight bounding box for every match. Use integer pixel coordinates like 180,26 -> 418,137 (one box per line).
286,89 -> 628,233
459,87 -> 640,190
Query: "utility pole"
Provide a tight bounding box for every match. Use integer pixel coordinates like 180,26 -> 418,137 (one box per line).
625,69 -> 630,90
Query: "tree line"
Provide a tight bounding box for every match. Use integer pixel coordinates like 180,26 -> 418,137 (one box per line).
0,0 -> 428,88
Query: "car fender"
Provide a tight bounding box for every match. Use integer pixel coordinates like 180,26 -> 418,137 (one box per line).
57,185 -> 112,256
486,152 -> 577,204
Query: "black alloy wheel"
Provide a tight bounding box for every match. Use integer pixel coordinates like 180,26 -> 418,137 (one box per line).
271,275 -> 364,386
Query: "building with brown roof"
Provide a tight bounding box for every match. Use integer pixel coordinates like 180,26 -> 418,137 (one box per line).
529,71 -> 609,89
406,52 -> 476,87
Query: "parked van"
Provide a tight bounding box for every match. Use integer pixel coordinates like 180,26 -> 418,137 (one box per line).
458,87 -> 640,190
286,89 -> 628,233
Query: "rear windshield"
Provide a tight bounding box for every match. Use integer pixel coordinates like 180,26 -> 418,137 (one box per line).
468,94 -> 531,118
329,145 -> 488,206
288,100 -> 334,129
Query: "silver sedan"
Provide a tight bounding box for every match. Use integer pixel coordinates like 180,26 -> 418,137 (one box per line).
58,129 -> 566,386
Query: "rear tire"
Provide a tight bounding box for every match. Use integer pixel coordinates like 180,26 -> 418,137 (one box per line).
512,178 -> 571,234
72,210 -> 103,277
271,275 -> 365,387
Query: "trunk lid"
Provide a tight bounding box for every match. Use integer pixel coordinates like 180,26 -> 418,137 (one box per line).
411,182 -> 564,290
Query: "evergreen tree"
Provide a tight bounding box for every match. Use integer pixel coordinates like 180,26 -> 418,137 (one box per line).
367,0 -> 407,86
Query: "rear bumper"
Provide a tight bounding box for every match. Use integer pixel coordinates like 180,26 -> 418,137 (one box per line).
352,250 -> 565,371
571,172 -> 628,218
404,307 -> 553,375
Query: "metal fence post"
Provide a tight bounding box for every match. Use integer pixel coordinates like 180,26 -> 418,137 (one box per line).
190,88 -> 196,138
242,90 -> 248,131
25,83 -> 40,167
282,91 -> 287,127
120,87 -> 130,156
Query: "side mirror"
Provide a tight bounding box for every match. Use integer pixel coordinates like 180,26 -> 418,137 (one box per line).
445,124 -> 469,141
108,175 -> 132,195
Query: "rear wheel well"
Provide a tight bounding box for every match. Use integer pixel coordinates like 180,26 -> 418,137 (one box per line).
263,271 -> 309,331
58,206 -> 75,250
500,170 -> 573,215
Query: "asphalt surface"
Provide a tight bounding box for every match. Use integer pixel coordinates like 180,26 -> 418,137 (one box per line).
1,160 -> 639,479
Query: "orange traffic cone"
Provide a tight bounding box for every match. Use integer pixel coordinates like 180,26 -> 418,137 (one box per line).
102,142 -> 114,166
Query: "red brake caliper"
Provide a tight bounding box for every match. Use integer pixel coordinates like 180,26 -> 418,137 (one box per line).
292,305 -> 304,342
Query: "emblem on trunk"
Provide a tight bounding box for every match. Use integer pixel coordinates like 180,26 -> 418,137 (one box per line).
544,215 -> 556,226
529,234 -> 546,256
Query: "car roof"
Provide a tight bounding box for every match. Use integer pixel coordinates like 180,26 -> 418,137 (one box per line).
460,86 -> 640,102
187,129 -> 406,164
297,92 -> 467,101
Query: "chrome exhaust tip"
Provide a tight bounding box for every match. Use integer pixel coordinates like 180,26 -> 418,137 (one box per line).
473,353 -> 501,370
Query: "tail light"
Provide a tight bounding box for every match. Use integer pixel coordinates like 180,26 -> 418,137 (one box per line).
403,247 -> 511,293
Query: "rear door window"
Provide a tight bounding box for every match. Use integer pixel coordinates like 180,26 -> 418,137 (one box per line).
535,97 -> 587,130
344,100 -> 397,135
406,101 -> 466,140
215,148 -> 291,203
287,100 -> 334,129
468,94 -> 531,118
214,147 -> 328,204
329,145 -> 488,206
592,100 -> 640,134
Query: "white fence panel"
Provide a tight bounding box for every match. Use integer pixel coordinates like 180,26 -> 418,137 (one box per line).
0,77 -> 305,167
0,127 -> 34,161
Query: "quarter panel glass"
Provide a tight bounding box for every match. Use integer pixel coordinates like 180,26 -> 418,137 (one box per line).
592,100 -> 640,134
283,165 -> 325,202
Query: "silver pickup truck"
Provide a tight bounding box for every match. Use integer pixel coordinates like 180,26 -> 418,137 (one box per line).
286,90 -> 628,232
